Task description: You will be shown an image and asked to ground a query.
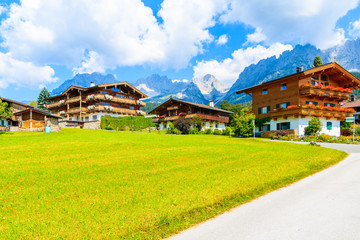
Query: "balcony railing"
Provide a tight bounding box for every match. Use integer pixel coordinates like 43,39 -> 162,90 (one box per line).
299,86 -> 350,100
167,106 -> 179,111
67,107 -> 88,114
95,105 -> 138,115
46,100 -> 66,109
153,113 -> 229,123
66,96 -> 81,104
89,94 -> 144,106
271,106 -> 354,120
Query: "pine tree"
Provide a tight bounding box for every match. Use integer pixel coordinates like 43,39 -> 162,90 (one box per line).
37,87 -> 51,109
313,56 -> 323,67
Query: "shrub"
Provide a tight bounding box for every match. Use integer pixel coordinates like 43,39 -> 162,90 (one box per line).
222,126 -> 233,136
101,116 -> 155,130
356,125 -> 360,136
192,115 -> 203,131
233,112 -> 255,137
174,118 -> 192,134
304,117 -> 322,136
213,129 -> 222,135
204,129 -> 213,135
104,125 -> 113,130
173,128 -> 182,135
189,128 -> 199,134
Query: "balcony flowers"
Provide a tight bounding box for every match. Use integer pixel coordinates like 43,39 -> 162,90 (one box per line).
159,115 -> 165,118
59,111 -> 66,115
59,100 -> 65,105
300,84 -> 352,93
287,105 -> 299,109
87,94 -> 94,100
179,112 -> 186,116
104,105 -> 113,111
88,105 -> 95,110
105,95 -> 113,100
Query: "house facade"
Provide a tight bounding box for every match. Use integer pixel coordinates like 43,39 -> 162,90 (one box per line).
342,95 -> 360,124
0,97 -> 32,128
45,82 -> 148,126
236,62 -> 360,137
149,98 -> 232,130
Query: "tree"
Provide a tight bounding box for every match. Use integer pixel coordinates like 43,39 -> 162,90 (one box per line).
313,56 -> 323,68
174,117 -> 192,134
191,115 -> 203,131
37,87 -> 51,109
29,100 -> 37,107
219,100 -> 252,126
304,117 -> 323,136
0,99 -> 13,120
233,112 -> 255,137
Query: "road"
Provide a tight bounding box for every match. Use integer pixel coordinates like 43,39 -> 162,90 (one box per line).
170,143 -> 360,240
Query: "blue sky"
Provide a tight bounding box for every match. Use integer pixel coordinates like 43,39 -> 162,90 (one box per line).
1,0 -> 360,101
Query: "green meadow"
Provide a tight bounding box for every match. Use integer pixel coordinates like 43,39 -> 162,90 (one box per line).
0,129 -> 347,239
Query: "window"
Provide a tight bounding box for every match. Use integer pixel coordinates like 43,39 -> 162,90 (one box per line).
306,101 -> 318,106
118,104 -> 121,108
129,106 -> 135,110
260,124 -> 270,132
93,115 -> 97,121
85,117 -> 89,121
262,88 -> 268,95
116,94 -> 124,98
262,106 -> 270,114
101,91 -> 108,95
129,96 -> 134,100
101,102 -> 110,106
280,83 -> 287,90
332,103 -> 336,107
311,80 -> 319,86
324,103 -> 331,107
258,108 -> 261,114
327,122 -> 332,130
276,122 -> 291,130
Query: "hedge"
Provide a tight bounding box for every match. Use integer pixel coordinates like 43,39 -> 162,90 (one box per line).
101,116 -> 155,131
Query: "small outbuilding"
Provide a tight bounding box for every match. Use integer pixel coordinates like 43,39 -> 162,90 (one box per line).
14,108 -> 62,132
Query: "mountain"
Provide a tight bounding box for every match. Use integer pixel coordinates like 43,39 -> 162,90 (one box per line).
222,39 -> 360,104
134,74 -> 188,98
193,74 -> 227,102
51,72 -> 116,95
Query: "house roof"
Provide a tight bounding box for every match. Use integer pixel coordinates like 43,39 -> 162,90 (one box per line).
0,97 -> 33,108
46,81 -> 148,100
148,98 -> 233,114
236,62 -> 360,95
13,108 -> 63,118
342,99 -> 360,108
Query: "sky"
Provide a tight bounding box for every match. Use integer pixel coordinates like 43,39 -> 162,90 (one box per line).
1,0 -> 360,101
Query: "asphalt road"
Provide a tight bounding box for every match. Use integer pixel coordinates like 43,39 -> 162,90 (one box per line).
170,143 -> 360,240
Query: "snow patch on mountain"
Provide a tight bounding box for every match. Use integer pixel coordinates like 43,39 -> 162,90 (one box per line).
192,74 -> 228,95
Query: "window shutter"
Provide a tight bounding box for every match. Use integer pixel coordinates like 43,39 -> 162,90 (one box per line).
286,122 -> 290,129
267,106 -> 270,112
286,102 -> 290,107
276,104 -> 279,109
306,101 -> 309,104
276,123 -> 280,130
314,102 -> 318,106
258,108 -> 261,114
332,103 -> 336,107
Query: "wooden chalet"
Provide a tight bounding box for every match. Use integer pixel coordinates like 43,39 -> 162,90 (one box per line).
0,97 -> 61,132
342,95 -> 360,124
149,98 -> 232,130
45,82 -> 148,126
236,62 -> 360,137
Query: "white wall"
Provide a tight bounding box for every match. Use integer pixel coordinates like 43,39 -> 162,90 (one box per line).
159,121 -> 226,131
268,117 -> 340,137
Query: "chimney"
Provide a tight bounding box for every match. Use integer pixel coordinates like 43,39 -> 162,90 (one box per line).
90,82 -> 95,87
209,100 -> 214,108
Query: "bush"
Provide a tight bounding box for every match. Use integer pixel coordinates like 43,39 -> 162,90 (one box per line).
104,125 -> 113,130
173,128 -> 182,135
189,128 -> 199,134
192,115 -> 203,131
204,129 -> 213,135
356,126 -> 360,136
101,116 -> 155,131
233,112 -> 255,137
213,129 -> 222,135
174,118 -> 192,134
304,117 -> 322,136
222,126 -> 233,136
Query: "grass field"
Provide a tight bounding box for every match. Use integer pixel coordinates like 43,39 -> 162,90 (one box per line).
0,129 -> 347,239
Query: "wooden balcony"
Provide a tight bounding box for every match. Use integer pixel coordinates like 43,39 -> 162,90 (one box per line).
90,94 -> 142,106
299,86 -> 350,100
271,106 -> 353,120
167,106 -> 179,111
153,113 -> 229,123
66,96 -> 81,104
46,100 -> 66,109
95,105 -> 138,115
67,107 -> 88,115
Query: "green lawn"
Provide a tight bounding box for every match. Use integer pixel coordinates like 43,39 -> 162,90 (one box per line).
0,129 -> 347,239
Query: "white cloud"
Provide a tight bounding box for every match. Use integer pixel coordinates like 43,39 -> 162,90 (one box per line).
221,0 -> 358,49
193,43 -> 293,87
349,18 -> 360,38
0,0 -> 230,74
0,52 -> 57,88
245,28 -> 266,44
136,83 -> 155,93
72,51 -> 105,75
215,34 -> 228,45
172,79 -> 189,83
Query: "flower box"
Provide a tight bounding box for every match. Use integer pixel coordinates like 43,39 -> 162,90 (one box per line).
105,95 -> 113,100
87,94 -> 94,100
59,100 -> 65,105
59,111 -> 66,115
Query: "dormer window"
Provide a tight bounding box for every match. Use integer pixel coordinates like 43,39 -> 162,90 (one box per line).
262,88 -> 268,95
280,83 -> 287,90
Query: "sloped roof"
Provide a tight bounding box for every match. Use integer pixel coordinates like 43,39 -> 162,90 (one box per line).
0,97 -> 33,108
149,98 -> 233,114
342,99 -> 360,108
236,62 -> 360,94
46,81 -> 148,100
13,108 -> 63,118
